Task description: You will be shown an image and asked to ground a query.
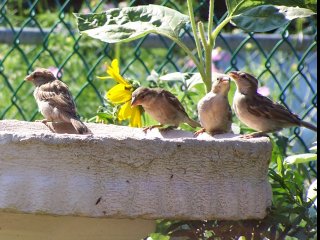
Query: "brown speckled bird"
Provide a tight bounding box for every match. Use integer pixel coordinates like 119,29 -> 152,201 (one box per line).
25,68 -> 89,134
131,87 -> 201,132
195,75 -> 232,136
229,71 -> 317,138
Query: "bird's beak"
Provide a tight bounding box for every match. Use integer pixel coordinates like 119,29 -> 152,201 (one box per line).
218,76 -> 230,83
24,74 -> 33,81
228,71 -> 240,81
131,96 -> 138,107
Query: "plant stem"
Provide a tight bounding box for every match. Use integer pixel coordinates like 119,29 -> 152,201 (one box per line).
115,43 -> 121,64
210,16 -> 233,48
198,22 -> 212,92
207,0 -> 215,46
187,0 -> 204,64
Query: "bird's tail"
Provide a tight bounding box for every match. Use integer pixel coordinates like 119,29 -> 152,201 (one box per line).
301,120 -> 317,132
186,118 -> 201,128
70,118 -> 90,134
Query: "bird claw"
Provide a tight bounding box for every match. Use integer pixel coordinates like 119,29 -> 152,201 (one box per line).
143,125 -> 175,133
142,126 -> 153,133
35,119 -> 50,125
240,132 -> 269,139
142,125 -> 162,133
194,128 -> 206,137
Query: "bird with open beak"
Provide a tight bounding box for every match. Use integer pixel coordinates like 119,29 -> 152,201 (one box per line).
25,68 -> 89,134
131,87 -> 201,132
229,71 -> 317,138
195,75 -> 232,136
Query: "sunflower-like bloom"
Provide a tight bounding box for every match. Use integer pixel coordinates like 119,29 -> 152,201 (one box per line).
98,59 -> 142,127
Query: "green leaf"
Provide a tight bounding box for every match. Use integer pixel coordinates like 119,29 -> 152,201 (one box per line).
148,233 -> 170,240
284,153 -> 317,165
74,5 -> 189,43
226,0 -> 317,16
231,5 -> 315,32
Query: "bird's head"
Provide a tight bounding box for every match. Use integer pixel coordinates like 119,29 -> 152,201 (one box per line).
131,87 -> 158,108
228,71 -> 258,95
25,68 -> 56,86
212,75 -> 230,96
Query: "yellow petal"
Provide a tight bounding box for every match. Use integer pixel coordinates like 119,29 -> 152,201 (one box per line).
111,59 -> 120,74
130,107 -> 142,128
107,84 -> 132,104
106,60 -> 130,86
118,101 -> 133,121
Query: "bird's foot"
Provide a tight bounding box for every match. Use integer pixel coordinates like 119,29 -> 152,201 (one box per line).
194,128 -> 206,137
35,119 -> 50,125
240,132 -> 269,139
143,124 -> 163,133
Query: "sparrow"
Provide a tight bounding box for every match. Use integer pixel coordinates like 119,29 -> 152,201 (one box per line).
195,75 -> 232,136
131,87 -> 201,132
228,71 -> 317,138
25,68 -> 90,134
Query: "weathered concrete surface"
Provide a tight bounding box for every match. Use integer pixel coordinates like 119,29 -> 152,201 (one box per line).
0,120 -> 272,220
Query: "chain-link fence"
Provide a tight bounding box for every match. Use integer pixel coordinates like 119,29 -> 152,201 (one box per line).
0,0 -> 317,152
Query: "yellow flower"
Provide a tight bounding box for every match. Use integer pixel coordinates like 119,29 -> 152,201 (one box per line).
98,59 -> 142,127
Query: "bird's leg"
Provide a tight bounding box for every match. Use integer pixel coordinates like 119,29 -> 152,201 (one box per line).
241,131 -> 269,139
194,128 -> 206,137
143,124 -> 164,133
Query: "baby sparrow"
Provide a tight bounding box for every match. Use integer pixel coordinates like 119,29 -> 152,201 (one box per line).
229,71 -> 317,138
25,68 -> 90,134
131,87 -> 201,132
195,75 -> 232,136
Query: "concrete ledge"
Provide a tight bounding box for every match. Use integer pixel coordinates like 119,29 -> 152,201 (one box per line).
0,120 -> 272,220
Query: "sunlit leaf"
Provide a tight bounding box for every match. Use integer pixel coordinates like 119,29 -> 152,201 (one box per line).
284,153 -> 317,165
159,72 -> 188,82
75,5 -> 189,43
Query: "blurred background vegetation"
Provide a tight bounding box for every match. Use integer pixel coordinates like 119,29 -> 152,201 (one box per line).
0,0 -> 317,239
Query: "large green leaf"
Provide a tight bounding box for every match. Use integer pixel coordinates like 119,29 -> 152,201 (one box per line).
226,0 -> 317,15
74,5 -> 189,43
231,5 -> 316,32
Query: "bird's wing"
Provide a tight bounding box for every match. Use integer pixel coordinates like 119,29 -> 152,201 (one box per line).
37,80 -> 77,117
246,94 -> 301,125
161,90 -> 188,116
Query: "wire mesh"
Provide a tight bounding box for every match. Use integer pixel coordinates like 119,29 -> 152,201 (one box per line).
0,0 -> 317,152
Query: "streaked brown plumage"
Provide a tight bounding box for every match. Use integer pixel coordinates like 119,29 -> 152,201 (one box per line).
131,87 -> 201,132
229,71 -> 317,138
25,68 -> 89,134
195,75 -> 232,136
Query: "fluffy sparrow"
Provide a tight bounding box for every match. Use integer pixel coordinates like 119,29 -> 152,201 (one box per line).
131,87 -> 201,132
195,75 -> 232,136
229,71 -> 317,138
25,68 -> 90,134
